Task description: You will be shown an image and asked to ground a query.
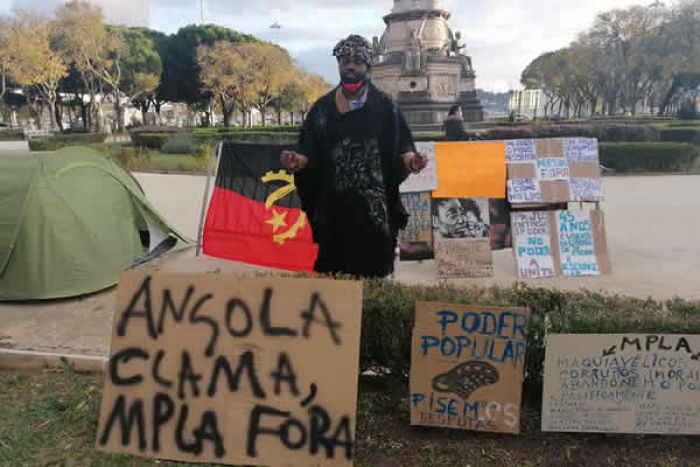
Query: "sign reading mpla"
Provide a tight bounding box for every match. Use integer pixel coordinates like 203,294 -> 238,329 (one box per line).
543,334 -> 700,435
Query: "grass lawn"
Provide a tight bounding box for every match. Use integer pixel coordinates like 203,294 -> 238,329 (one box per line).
1,369 -> 699,467
83,143 -> 206,174
136,151 -> 205,174
651,120 -> 700,129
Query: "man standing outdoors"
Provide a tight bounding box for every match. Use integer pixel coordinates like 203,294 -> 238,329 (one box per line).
281,34 -> 427,278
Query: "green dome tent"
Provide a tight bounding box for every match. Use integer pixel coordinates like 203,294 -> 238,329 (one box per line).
0,147 -> 189,300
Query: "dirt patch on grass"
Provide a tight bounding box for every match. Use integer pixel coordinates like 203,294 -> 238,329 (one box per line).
1,370 -> 698,467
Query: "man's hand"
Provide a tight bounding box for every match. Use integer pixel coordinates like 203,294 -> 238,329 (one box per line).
280,150 -> 309,173
402,151 -> 428,174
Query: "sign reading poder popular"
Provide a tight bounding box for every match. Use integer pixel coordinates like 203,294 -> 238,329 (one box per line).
410,302 -> 530,434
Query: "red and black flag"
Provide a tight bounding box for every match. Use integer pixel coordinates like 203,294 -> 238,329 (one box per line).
203,142 -> 318,271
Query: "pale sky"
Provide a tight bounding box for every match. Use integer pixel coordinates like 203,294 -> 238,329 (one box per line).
3,0 -> 647,91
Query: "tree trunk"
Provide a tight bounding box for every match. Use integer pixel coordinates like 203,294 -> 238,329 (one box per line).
67,103 -> 74,127
0,73 -> 6,103
277,101 -> 283,126
140,101 -> 148,125
260,106 -> 266,127
222,102 -> 231,128
90,98 -> 102,133
54,100 -> 63,131
114,92 -> 125,133
24,89 -> 42,128
46,96 -> 59,131
154,100 -> 163,126
81,102 -> 88,131
49,102 -> 59,131
87,90 -> 97,132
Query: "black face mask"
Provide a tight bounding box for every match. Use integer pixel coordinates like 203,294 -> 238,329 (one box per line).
341,72 -> 365,84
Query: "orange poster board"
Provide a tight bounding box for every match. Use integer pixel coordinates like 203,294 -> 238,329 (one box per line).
432,142 -> 507,199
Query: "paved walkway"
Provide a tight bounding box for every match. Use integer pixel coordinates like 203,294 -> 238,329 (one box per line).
2,163 -> 700,359
0,140 -> 29,151
134,172 -> 700,300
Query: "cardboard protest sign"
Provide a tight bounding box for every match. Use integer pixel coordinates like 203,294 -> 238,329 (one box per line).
542,334 -> 700,435
433,198 -> 492,278
510,211 -> 556,279
410,302 -> 530,434
399,192 -> 434,261
557,210 -> 610,277
435,239 -> 493,279
433,142 -> 506,199
400,142 -> 438,193
507,138 -> 603,204
97,272 -> 363,467
511,209 -> 611,278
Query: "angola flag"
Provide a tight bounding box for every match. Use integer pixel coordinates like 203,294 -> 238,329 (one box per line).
203,142 -> 318,271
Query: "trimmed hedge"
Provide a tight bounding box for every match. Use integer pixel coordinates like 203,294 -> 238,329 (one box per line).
28,132 -> 108,151
594,124 -> 659,142
416,124 -> 659,143
131,132 -> 169,149
129,125 -> 184,135
659,128 -> 700,145
481,124 -> 658,142
0,129 -> 25,141
129,123 -> 661,146
195,131 -> 298,145
133,130 -> 300,149
415,132 -> 445,141
161,133 -> 194,154
599,142 -> 699,172
360,280 -> 700,386
192,125 -> 301,135
664,121 -> 700,128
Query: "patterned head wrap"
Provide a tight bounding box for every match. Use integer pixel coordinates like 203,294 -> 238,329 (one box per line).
332,34 -> 373,65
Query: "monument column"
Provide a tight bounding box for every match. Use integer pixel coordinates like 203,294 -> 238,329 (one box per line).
371,0 -> 484,131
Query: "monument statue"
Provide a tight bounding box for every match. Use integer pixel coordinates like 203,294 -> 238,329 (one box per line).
453,31 -> 473,72
406,27 -> 423,71
371,0 -> 484,130
450,31 -> 466,56
372,35 -> 382,57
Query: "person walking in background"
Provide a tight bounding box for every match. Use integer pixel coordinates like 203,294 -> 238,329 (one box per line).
442,104 -> 467,141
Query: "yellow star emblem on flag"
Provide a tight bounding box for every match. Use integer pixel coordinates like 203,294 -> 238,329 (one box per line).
266,209 -> 288,232
261,170 -> 308,245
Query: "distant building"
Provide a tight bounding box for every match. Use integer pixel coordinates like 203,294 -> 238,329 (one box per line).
507,89 -> 550,119
508,87 -> 699,119
477,89 -> 509,119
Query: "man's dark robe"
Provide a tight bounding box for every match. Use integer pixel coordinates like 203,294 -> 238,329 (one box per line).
295,83 -> 415,277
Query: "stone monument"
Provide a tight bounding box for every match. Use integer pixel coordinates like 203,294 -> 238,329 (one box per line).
371,0 -> 484,131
